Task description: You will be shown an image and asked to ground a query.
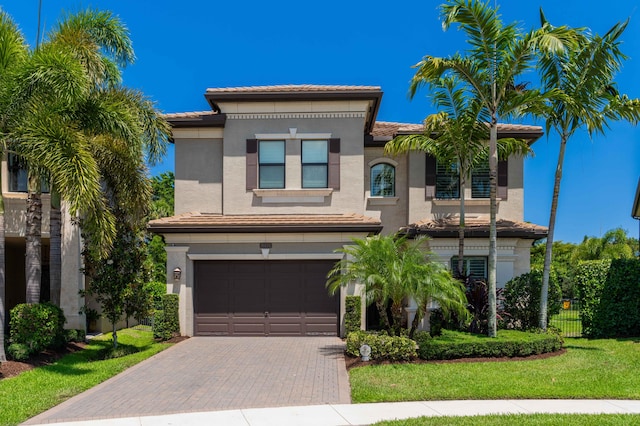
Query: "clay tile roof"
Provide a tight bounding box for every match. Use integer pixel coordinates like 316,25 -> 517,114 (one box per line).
404,217 -> 547,240
205,84 -> 381,94
148,212 -> 382,234
163,110 -> 219,120
371,121 -> 543,140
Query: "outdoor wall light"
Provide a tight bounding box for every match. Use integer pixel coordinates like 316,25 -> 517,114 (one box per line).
359,344 -> 371,362
173,267 -> 182,281
260,242 -> 272,259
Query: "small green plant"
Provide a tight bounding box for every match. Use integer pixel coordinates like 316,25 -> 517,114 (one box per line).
7,343 -> 30,361
10,303 -> 66,354
344,296 -> 362,335
64,329 -> 86,343
346,330 -> 417,361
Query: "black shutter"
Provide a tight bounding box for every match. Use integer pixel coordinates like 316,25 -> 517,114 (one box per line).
246,139 -> 258,190
425,154 -> 436,199
498,159 -> 508,199
328,138 -> 340,190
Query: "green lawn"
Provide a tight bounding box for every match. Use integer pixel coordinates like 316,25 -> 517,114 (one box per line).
373,413 -> 640,425
550,306 -> 582,337
0,328 -> 170,426
351,338 -> 640,403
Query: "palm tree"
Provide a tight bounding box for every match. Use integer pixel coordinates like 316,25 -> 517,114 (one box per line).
17,9 -> 168,305
409,0 -> 572,336
385,76 -> 531,278
572,228 -> 635,264
536,14 -> 640,329
0,10 -> 96,356
326,234 -> 468,336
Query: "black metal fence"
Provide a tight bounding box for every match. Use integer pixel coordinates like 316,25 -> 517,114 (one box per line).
549,299 -> 582,337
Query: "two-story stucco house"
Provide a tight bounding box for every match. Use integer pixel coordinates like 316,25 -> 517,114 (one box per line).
148,84 -> 547,337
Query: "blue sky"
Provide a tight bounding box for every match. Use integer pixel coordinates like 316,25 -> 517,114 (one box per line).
3,0 -> 640,244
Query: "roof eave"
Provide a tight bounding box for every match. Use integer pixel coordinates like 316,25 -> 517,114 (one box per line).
632,178 -> 640,219
148,224 -> 383,234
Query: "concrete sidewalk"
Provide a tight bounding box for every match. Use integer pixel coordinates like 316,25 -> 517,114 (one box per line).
25,400 -> 640,425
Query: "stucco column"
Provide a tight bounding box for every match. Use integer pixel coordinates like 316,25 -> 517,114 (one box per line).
166,245 -> 191,336
60,202 -> 85,330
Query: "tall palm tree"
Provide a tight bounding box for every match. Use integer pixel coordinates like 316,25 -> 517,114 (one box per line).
385,76 -> 531,278
326,235 -> 468,336
536,14 -> 640,329
0,10 -> 97,356
18,9 -> 168,305
409,0 -> 572,336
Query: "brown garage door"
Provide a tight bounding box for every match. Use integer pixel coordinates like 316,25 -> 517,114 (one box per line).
194,260 -> 339,336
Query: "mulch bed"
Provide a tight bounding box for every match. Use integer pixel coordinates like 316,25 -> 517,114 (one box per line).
0,335 -> 189,381
0,342 -> 87,380
345,348 -> 566,370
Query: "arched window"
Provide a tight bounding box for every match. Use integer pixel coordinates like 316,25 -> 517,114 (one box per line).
371,163 -> 395,197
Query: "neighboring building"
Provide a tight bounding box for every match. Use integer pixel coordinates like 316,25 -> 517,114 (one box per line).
2,155 -> 85,330
148,84 -> 547,337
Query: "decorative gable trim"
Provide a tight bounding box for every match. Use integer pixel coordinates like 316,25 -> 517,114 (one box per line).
227,112 -> 366,120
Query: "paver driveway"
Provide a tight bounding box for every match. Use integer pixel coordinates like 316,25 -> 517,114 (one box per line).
24,337 -> 350,424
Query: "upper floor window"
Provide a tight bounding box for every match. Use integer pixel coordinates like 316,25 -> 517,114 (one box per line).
259,141 -> 285,189
450,256 -> 487,279
471,161 -> 490,198
371,163 -> 395,197
301,140 -> 328,188
436,160 -> 460,199
8,153 -> 49,193
436,159 -> 491,199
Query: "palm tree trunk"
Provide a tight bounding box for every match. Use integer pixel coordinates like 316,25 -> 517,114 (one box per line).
409,302 -> 426,339
540,134 -> 568,329
25,170 -> 42,304
0,191 -> 6,362
375,300 -> 392,333
487,118 -> 498,337
49,191 -> 62,306
458,175 -> 466,277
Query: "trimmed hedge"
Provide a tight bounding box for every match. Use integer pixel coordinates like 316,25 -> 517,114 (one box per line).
9,303 -> 66,354
416,329 -> 563,360
153,293 -> 180,340
344,296 -> 362,335
576,259 -> 640,338
346,330 -> 417,361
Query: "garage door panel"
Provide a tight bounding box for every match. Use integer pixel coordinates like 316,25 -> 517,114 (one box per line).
194,260 -> 338,336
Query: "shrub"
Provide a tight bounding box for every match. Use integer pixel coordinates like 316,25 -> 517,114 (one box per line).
576,259 -> 640,338
152,310 -> 169,340
344,296 -> 362,335
162,294 -> 180,335
64,329 -> 86,343
7,343 -> 30,361
146,280 -> 167,309
346,330 -> 416,361
9,303 -> 66,354
417,329 -> 563,360
152,294 -> 180,340
503,269 -> 562,331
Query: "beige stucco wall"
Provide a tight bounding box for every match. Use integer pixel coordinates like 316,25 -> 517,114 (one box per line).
174,131 -> 224,215
364,147 -> 408,235
221,116 -> 365,215
407,152 -> 525,224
